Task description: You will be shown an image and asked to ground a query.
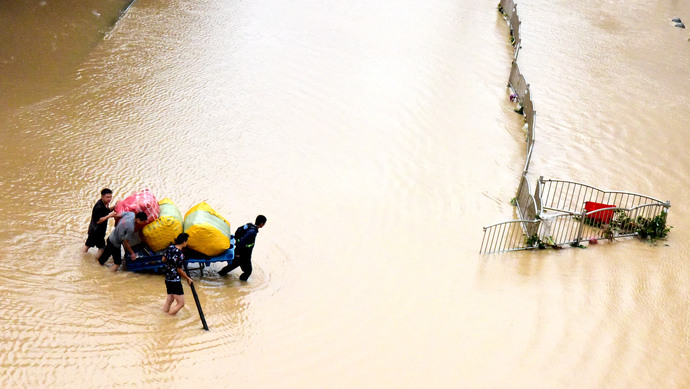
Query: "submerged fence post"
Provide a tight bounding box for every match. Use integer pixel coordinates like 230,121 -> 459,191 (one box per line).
575,208 -> 587,245
534,176 -> 542,213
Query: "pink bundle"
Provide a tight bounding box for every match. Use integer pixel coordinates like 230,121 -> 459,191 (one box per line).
114,189 -> 160,224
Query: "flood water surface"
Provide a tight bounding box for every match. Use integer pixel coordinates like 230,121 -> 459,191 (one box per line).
0,0 -> 688,387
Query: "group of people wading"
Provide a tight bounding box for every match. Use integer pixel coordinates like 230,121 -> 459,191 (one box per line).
83,188 -> 267,316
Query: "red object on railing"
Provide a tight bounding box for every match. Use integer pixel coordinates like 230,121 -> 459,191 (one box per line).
584,201 -> 616,224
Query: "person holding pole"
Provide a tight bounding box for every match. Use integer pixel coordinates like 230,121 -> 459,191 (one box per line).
162,233 -> 193,316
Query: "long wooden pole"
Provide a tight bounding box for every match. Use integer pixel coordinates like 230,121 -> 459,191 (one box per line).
190,282 -> 209,331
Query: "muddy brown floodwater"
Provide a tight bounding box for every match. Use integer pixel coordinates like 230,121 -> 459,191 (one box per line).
1,0 -> 688,387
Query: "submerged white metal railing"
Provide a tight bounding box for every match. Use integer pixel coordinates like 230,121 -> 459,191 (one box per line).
509,61 -> 528,101
578,203 -> 669,243
499,0 -> 516,18
480,0 -> 540,254
483,2 -> 671,254
540,203 -> 670,247
480,220 -> 540,254
538,178 -> 668,214
498,0 -> 521,58
508,61 -> 536,175
480,179 -> 671,254
516,173 -> 537,221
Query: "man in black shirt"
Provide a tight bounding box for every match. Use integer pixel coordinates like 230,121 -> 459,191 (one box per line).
83,188 -> 116,258
218,215 -> 267,281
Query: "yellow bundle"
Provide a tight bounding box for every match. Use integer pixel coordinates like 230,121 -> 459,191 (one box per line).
183,201 -> 231,256
142,198 -> 184,252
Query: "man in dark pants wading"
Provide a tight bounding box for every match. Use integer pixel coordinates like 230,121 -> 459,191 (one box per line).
83,188 -> 117,258
219,215 -> 267,281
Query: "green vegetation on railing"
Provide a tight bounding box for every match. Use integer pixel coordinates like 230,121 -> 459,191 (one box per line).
600,210 -> 672,242
521,210 -> 671,252
524,233 -> 561,250
636,212 -> 672,240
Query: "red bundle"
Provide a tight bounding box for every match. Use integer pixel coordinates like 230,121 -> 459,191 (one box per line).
114,189 -> 160,225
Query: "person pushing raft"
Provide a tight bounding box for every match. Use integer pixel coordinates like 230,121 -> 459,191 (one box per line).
83,188 -> 117,258
218,215 -> 267,281
98,211 -> 148,271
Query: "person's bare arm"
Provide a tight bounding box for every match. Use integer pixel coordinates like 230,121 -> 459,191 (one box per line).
177,267 -> 193,285
123,240 -> 137,260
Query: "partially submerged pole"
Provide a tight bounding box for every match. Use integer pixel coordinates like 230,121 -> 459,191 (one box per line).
190,282 -> 209,331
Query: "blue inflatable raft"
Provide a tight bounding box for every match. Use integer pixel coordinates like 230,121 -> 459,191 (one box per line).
124,237 -> 235,275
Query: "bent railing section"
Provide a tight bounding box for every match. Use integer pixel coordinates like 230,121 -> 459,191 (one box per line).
481,203 -> 670,254
501,0 -> 533,181
540,203 -> 670,247
509,11 -> 521,59
516,174 -> 537,221
522,89 -> 536,174
498,0 -> 521,58
508,62 -> 536,175
480,220 -> 540,254
578,204 -> 669,243
509,61 -> 529,101
538,177 -> 669,214
481,180 -> 671,253
499,0 -> 516,19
